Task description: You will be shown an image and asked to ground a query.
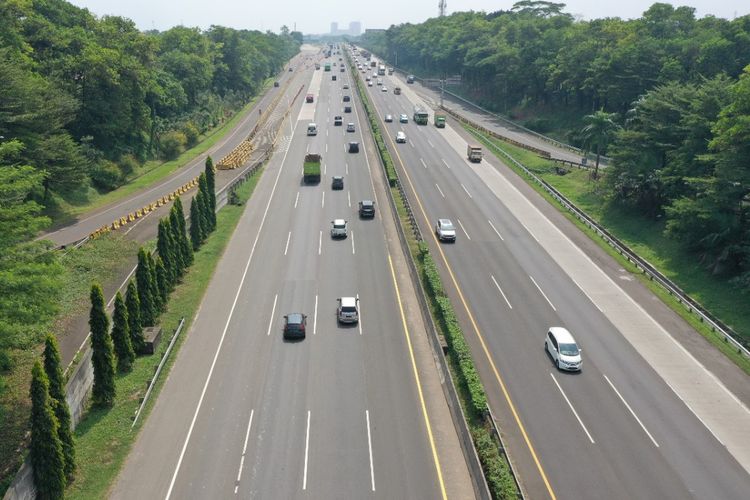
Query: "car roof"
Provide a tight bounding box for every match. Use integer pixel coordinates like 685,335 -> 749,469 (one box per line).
439,218 -> 453,225
549,327 -> 576,343
360,199 -> 374,206
333,218 -> 346,225
287,313 -> 304,323
340,296 -> 357,306
332,175 -> 343,180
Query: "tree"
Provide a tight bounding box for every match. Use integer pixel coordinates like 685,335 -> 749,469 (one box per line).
170,198 -> 193,269
29,360 -> 66,500
43,335 -> 75,479
190,192 -> 206,250
111,292 -> 135,372
157,218 -> 178,287
205,156 -> 217,229
198,172 -> 214,232
580,110 -> 620,178
89,284 -> 115,407
154,256 -> 169,308
136,248 -> 156,326
126,280 -> 145,354
147,251 -> 162,313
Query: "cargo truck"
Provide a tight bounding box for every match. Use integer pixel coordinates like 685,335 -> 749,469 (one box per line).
413,106 -> 429,125
434,113 -> 446,128
467,144 -> 483,162
394,86 -> 401,95
324,63 -> 331,71
303,153 -> 322,183
378,64 -> 386,75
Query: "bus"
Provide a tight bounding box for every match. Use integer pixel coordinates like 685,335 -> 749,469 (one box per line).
413,106 -> 429,125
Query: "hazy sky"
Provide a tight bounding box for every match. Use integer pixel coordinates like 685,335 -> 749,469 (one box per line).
67,0 -> 749,34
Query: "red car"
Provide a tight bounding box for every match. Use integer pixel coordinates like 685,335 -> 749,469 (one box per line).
306,94 -> 314,103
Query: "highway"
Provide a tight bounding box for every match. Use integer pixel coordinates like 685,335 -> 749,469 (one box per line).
111,50 -> 473,499
358,53 -> 750,499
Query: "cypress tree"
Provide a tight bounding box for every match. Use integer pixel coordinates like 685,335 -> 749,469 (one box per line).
29,360 -> 65,500
111,292 -> 135,372
198,173 -> 214,233
90,284 -> 115,407
136,248 -> 156,326
126,280 -> 145,354
43,335 -> 75,479
196,190 -> 209,241
190,192 -> 204,250
154,257 -> 169,309
156,218 -> 177,287
147,252 -> 162,313
204,157 -> 217,230
171,198 -> 193,268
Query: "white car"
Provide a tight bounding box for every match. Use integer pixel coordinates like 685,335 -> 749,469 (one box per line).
545,327 -> 582,371
337,296 -> 359,323
399,114 -> 408,123
331,219 -> 348,239
384,114 -> 393,122
381,86 -> 387,92
435,219 -> 456,242
396,131 -> 406,143
368,81 -> 373,87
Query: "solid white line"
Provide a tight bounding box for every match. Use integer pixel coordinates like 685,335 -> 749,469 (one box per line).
357,293 -> 363,335
325,143 -> 328,153
323,162 -> 327,175
604,375 -> 659,447
294,191 -> 299,208
347,190 -> 351,207
435,183 -> 445,198
284,232 -> 291,256
306,144 -> 309,153
550,373 -> 595,444
318,230 -> 322,255
366,410 -> 375,491
266,295 -> 278,336
420,158 -> 427,168
487,220 -> 504,241
346,163 -> 349,174
529,275 -> 556,311
461,183 -> 473,199
326,128 -> 328,137
409,140 -> 415,148
351,230 -> 356,254
321,191 -> 325,208
457,219 -> 471,240
303,410 -> 311,490
427,139 -> 435,148
521,221 -> 539,242
234,409 -> 255,494
442,158 -> 450,169
571,276 -> 604,312
164,115 -> 295,500
491,276 -> 512,309
663,380 -> 726,446
313,295 -> 318,335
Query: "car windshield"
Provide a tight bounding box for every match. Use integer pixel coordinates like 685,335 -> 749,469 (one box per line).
341,306 -> 357,313
441,221 -> 454,230
287,314 -> 303,325
333,222 -> 346,229
559,343 -> 579,356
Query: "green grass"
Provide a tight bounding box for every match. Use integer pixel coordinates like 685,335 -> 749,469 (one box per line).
467,125 -> 750,375
48,79 -> 272,225
65,168 -> 263,499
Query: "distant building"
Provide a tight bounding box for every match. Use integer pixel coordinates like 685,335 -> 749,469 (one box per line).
349,21 -> 361,36
330,22 -> 339,35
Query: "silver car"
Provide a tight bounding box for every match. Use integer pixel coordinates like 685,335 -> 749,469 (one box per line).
331,219 -> 348,238
435,219 -> 456,242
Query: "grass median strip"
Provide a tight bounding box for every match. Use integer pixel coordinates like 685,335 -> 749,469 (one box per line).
66,167 -> 263,499
466,124 -> 750,376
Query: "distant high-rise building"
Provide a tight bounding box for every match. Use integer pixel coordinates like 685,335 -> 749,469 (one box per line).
349,21 -> 361,36
330,22 -> 339,35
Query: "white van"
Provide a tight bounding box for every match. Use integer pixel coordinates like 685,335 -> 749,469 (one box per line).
307,123 -> 317,136
337,297 -> 359,323
545,327 -> 582,371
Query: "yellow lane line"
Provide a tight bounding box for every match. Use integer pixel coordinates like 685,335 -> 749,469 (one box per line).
381,110 -> 556,499
387,253 -> 448,500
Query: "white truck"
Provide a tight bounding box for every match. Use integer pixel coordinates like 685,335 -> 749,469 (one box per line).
467,144 -> 483,163
377,64 -> 386,76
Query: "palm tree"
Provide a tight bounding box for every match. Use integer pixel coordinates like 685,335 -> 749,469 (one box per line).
580,110 -> 620,179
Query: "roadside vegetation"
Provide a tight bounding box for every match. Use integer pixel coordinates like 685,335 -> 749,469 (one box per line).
361,2 -> 750,298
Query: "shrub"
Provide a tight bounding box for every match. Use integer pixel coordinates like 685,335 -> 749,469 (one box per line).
90,160 -> 122,191
182,121 -> 200,147
118,154 -> 140,178
160,130 -> 187,160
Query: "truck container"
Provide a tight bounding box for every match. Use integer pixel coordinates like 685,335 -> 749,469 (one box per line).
370,60 -> 377,68
434,113 -> 446,128
467,144 -> 483,162
303,153 -> 322,183
413,106 -> 429,125
378,64 -> 386,75
324,63 -> 331,71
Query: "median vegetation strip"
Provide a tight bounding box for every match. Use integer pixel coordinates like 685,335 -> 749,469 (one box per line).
349,55 -> 519,499
466,125 -> 750,375
66,167 -> 263,499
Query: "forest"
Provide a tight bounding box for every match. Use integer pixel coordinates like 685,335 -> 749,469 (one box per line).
0,0 -> 299,400
361,1 -> 750,289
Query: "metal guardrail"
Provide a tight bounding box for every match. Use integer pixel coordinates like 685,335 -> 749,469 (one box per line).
475,131 -> 750,360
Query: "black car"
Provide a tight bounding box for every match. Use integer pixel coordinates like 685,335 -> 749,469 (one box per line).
359,200 -> 375,218
274,81 -> 280,87
283,313 -> 307,339
331,176 -> 344,190
348,142 -> 359,153
343,95 -> 351,102
344,105 -> 352,113
333,115 -> 343,126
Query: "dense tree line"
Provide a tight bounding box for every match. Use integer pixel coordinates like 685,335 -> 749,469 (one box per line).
0,0 -> 300,199
362,1 -> 750,286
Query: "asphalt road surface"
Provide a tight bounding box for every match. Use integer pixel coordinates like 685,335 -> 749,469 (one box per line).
111,51 -> 466,500
357,53 -> 750,500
